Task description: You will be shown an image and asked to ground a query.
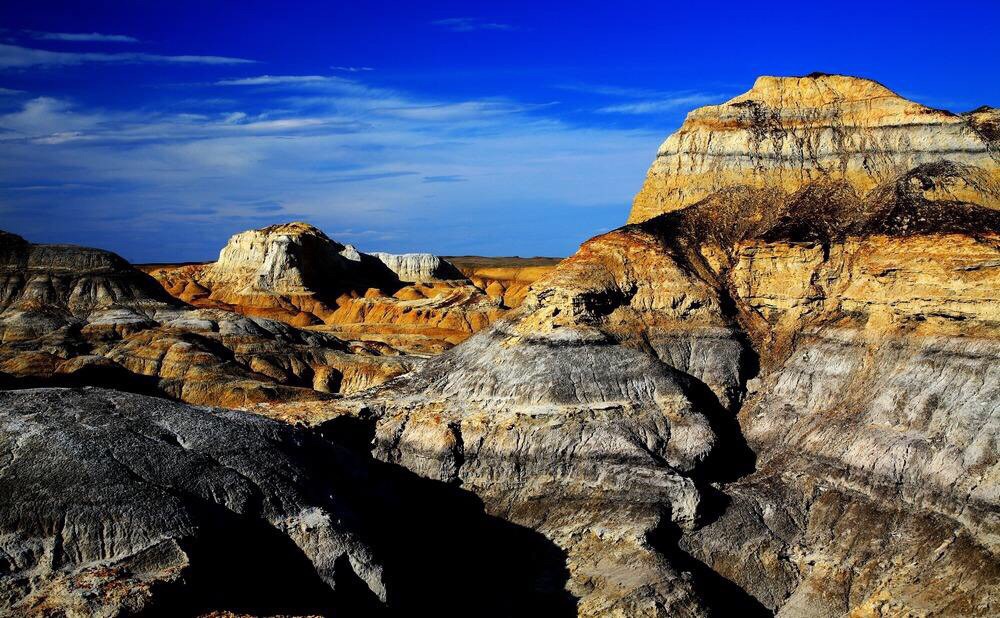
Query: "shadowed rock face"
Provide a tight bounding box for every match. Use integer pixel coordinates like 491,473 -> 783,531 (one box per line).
0,233 -> 414,405
270,78 -> 1000,615
0,387 -> 386,617
0,387 -> 581,618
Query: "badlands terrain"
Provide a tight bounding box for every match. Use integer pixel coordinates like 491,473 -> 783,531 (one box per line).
1,73 -> 998,616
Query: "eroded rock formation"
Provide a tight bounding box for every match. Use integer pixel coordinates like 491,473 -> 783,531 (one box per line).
0,387 -> 385,616
2,74 -> 998,616
0,232 -> 413,406
144,223 -> 513,354
264,76 -> 1000,615
449,255 -> 562,310
630,73 -> 1000,223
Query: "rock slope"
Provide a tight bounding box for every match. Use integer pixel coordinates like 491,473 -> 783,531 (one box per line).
290,76 -> 1000,615
630,73 -> 1000,223
0,231 -> 413,406
0,387 -> 385,616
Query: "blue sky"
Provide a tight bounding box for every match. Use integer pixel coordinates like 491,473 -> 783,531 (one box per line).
1,1 -> 998,262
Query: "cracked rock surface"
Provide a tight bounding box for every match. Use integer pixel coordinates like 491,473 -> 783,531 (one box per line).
0,387 -> 385,617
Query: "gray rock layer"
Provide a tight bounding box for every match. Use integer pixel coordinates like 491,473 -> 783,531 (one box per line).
0,387 -> 385,617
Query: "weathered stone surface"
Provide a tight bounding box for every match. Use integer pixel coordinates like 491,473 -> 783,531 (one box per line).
368,251 -> 464,282
449,255 -> 562,309
0,232 -> 414,406
0,387 -> 385,616
630,74 -> 1000,223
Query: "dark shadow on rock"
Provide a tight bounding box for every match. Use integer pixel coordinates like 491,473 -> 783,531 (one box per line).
315,417 -> 578,617
145,495 -> 382,618
648,519 -> 773,618
675,372 -> 757,485
0,367 -> 166,399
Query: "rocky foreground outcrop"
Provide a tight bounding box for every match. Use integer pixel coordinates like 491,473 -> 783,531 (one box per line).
265,76 -> 1000,616
144,223 -> 521,355
0,387 -> 583,617
0,231 -> 413,405
0,387 -> 385,616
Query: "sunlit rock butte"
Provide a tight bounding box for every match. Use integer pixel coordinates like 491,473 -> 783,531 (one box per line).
144,222 -> 557,356
630,73 -> 999,223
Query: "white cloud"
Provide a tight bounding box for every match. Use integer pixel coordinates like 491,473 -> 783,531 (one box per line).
331,66 -> 374,72
0,73 -> 668,259
29,31 -> 139,43
33,131 -> 86,144
216,75 -> 333,86
0,87 -> 23,95
597,94 -> 724,114
431,18 -> 514,32
0,43 -> 254,68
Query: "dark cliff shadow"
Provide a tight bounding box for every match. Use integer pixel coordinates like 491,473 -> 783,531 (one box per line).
319,416 -> 578,617
675,372 -> 757,485
148,496 -> 383,618
0,367 -> 167,398
138,415 -> 575,617
648,519 -> 773,618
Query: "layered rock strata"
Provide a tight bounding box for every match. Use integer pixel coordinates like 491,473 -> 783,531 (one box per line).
281,78 -> 1000,615
144,223 -> 508,354
630,73 -> 1000,223
448,255 -> 562,310
0,231 -> 413,406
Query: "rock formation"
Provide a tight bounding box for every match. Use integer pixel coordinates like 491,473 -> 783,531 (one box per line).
449,256 -> 562,309
0,231 -> 413,406
630,73 -> 1000,223
0,387 -> 385,616
272,76 -> 1000,615
3,74 -> 998,616
144,223 -> 536,354
0,387 -> 583,618
368,251 -> 465,282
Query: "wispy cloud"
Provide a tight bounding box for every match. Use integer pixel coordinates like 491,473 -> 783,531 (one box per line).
332,66 -> 374,72
556,83 -> 666,98
0,43 -> 255,68
28,31 -> 139,43
596,93 -> 724,114
423,175 -> 467,183
216,75 -> 332,86
556,82 -> 728,115
0,87 -> 24,95
0,72 -> 662,260
431,17 -> 515,32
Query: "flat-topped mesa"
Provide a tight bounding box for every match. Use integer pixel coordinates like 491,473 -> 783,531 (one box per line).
0,231 -> 182,315
203,222 -> 398,297
629,73 -> 1000,223
369,252 -> 464,283
145,222 -> 517,353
